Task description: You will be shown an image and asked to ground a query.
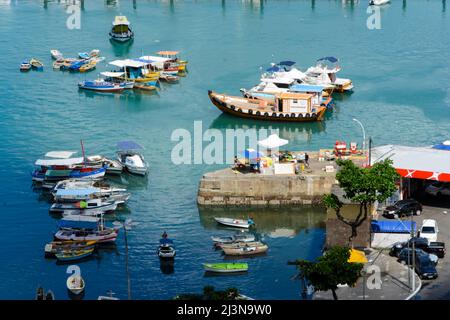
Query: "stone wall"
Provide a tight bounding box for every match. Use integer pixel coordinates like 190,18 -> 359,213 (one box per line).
197,168 -> 337,206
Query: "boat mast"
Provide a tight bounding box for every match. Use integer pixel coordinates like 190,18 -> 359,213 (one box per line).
80,139 -> 86,167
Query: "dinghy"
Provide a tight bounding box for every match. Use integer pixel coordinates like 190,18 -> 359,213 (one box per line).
222,243 -> 268,256
55,227 -> 119,243
89,49 -> 100,57
44,240 -> 97,258
56,247 -> 95,262
78,52 -> 90,60
214,217 -> 255,229
79,60 -> 97,73
158,238 -> 176,259
66,274 -> 85,295
50,49 -> 63,60
78,79 -> 128,92
117,141 -> 148,176
203,263 -> 248,273
49,198 -> 117,215
20,60 -> 31,72
30,58 -> 44,71
211,233 -> 256,244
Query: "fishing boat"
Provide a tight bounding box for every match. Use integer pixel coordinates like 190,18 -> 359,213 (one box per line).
30,58 -> 44,71
55,226 -> 119,243
69,60 -> 88,72
53,186 -> 130,204
20,60 -> 31,72
208,90 -> 327,122
78,52 -> 90,60
50,198 -> 117,215
98,291 -> 119,300
159,72 -> 179,83
214,217 -> 255,229
109,16 -> 134,42
79,60 -> 97,73
133,83 -> 158,91
211,233 -> 256,244
44,240 -> 97,258
157,238 -> 176,259
50,49 -> 63,60
156,51 -> 188,71
78,79 -> 128,92
89,49 -> 100,57
203,263 -> 248,273
56,247 -> 95,262
222,243 -> 269,256
108,59 -> 160,83
66,274 -> 85,295
103,158 -> 124,174
216,241 -> 262,250
32,151 -> 83,183
116,141 -> 148,176
369,0 -> 390,5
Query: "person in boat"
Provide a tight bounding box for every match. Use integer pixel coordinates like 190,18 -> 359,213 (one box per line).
162,231 -> 168,239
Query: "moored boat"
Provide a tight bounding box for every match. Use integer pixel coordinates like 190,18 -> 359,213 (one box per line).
78,79 -> 128,92
222,243 -> 269,256
55,227 -> 119,243
211,233 -> 256,244
79,60 -> 97,73
109,16 -> 134,42
203,263 -> 248,273
216,241 -> 262,250
44,240 -> 97,258
208,90 -> 327,122
369,0 -> 390,5
78,52 -> 90,60
116,141 -> 148,176
55,247 -> 95,262
214,217 -> 255,229
157,238 -> 176,259
30,58 -> 44,71
20,60 -> 31,72
50,49 -> 63,60
49,198 -> 117,215
66,274 -> 85,295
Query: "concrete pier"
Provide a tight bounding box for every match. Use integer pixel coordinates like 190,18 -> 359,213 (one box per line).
197,152 -> 352,206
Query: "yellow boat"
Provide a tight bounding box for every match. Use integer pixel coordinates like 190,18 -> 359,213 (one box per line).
157,51 -> 188,71
79,60 -> 97,73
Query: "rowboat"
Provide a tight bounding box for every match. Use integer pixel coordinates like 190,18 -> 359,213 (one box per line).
369,0 -> 390,5
203,263 -> 248,273
79,60 -> 97,73
89,49 -> 100,57
69,60 -> 87,72
208,90 -> 327,122
211,233 -> 256,244
133,83 -> 157,91
159,72 -> 179,83
158,238 -> 176,259
50,49 -> 63,60
55,227 -> 119,243
78,52 -> 90,60
20,60 -> 31,72
49,198 -> 117,215
109,16 -> 134,42
216,241 -> 262,250
30,58 -> 44,71
44,240 -> 97,257
222,243 -> 268,256
66,274 -> 85,295
117,141 -> 148,176
214,217 -> 255,229
78,80 -> 128,92
56,247 -> 95,262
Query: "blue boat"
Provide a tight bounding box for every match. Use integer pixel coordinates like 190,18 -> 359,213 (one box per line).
78,52 -> 90,60
69,60 -> 87,72
78,80 -> 127,92
69,166 -> 106,179
55,247 -> 94,262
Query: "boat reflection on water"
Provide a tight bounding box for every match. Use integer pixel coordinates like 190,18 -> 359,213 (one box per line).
67,290 -> 85,301
160,259 -> 175,275
110,38 -> 134,57
107,173 -> 149,192
198,206 -> 326,239
208,113 -> 327,146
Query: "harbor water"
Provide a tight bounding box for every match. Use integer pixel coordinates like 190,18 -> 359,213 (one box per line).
0,0 -> 449,299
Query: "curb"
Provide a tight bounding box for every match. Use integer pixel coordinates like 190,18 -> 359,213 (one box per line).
405,275 -> 422,300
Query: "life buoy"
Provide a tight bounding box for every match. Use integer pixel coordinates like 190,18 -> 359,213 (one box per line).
248,109 -> 253,114
278,113 -> 284,118
272,113 -> 277,117
237,108 -> 243,113
230,105 -> 236,110
312,113 -> 317,118
298,113 -> 303,118
285,114 -> 290,118
291,113 -> 296,118
305,113 -> 311,118
264,112 -> 269,117
256,111 -> 261,116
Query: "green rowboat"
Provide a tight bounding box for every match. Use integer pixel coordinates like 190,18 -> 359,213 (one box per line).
203,263 -> 248,273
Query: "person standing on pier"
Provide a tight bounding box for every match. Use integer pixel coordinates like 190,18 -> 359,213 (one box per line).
305,153 -> 310,168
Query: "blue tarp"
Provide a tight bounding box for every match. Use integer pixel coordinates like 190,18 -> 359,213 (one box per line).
279,61 -> 296,66
432,143 -> 450,151
240,149 -> 264,159
371,220 -> 416,234
160,238 -> 174,245
117,141 -> 143,150
56,188 -> 99,196
290,84 -> 324,93
266,66 -> 281,72
317,56 -> 338,63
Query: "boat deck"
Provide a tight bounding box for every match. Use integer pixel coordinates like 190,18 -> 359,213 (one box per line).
217,94 -> 276,112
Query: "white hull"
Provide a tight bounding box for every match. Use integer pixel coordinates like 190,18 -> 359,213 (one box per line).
214,218 -> 250,229
203,266 -> 247,273
126,165 -> 148,176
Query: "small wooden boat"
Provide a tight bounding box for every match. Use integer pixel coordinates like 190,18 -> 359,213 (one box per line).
79,60 -> 97,73
158,238 -> 176,259
79,52 -> 90,60
159,72 -> 179,83
89,49 -> 100,57
222,243 -> 268,256
56,247 -> 94,262
45,240 -> 97,258
67,274 -> 85,295
55,227 -> 119,243
216,241 -> 262,250
50,49 -> 63,60
214,217 -> 255,229
133,83 -> 157,91
53,59 -> 65,70
78,80 -> 127,92
203,263 -> 248,273
20,60 -> 31,72
30,58 -> 44,71
208,90 -> 327,122
211,233 -> 255,244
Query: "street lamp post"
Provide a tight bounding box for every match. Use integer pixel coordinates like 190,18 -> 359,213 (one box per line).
353,118 -> 366,153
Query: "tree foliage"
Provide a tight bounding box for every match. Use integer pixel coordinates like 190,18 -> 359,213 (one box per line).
323,159 -> 399,244
294,246 -> 364,300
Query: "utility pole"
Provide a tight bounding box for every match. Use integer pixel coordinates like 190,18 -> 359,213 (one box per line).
411,214 -> 416,292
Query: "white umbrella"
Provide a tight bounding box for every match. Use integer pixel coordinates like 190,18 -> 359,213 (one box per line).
258,134 -> 289,149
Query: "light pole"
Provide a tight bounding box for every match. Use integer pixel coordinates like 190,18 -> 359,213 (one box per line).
353,118 -> 366,153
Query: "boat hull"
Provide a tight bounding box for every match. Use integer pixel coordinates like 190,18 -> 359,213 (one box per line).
208,91 -> 327,122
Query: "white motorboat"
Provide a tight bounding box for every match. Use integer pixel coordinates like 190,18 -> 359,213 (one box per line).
49,198 -> 117,215
214,217 -> 255,229
50,49 -> 63,60
66,274 -> 85,295
116,141 -> 148,176
53,179 -> 129,203
369,0 -> 390,5
211,232 -> 256,244
109,16 -> 134,42
55,227 -> 119,243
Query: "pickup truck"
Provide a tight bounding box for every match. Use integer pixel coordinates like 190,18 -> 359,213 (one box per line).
389,237 -> 446,258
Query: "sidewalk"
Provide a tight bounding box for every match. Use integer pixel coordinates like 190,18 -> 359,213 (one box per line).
313,249 -> 421,300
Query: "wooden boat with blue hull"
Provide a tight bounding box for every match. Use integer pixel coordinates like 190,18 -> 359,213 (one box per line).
56,247 -> 94,262
30,58 -> 44,71
208,90 -> 327,122
45,240 -> 97,258
20,61 -> 31,72
78,80 -> 128,93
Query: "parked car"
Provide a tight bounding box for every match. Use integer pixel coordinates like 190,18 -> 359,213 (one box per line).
415,254 -> 438,280
389,237 -> 446,258
382,199 -> 422,219
397,248 -> 438,266
425,182 -> 450,196
419,219 -> 439,243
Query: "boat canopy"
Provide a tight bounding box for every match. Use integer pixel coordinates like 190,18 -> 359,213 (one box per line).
432,140 -> 450,151
100,71 -> 125,78
45,151 -> 77,159
117,141 -> 143,150
317,56 -> 338,63
139,55 -> 171,63
35,157 -> 84,166
55,188 -> 100,197
266,66 -> 281,73
157,51 -> 179,56
109,59 -> 150,69
290,84 -> 324,93
278,61 -> 296,66
113,16 -> 130,26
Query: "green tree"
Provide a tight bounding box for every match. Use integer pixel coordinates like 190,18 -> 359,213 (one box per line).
292,246 -> 364,300
323,159 -> 399,245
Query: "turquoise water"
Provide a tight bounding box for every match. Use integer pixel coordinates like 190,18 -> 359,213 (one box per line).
0,0 -> 449,299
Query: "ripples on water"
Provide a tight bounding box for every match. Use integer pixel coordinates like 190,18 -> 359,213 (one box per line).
0,0 -> 448,299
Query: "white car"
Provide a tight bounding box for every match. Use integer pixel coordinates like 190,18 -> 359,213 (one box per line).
419,219 -> 439,243
425,182 -> 450,196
